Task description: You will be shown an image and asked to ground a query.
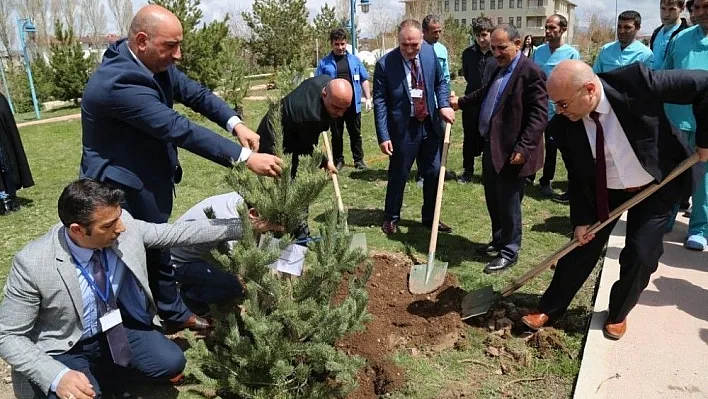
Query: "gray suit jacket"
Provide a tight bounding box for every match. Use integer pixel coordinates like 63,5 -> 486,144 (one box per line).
0,211 -> 242,398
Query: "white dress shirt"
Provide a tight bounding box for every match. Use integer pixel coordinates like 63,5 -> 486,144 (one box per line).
581,85 -> 654,189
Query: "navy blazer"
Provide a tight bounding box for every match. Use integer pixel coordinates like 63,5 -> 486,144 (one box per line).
80,39 -> 243,222
373,42 -> 450,143
550,63 -> 708,227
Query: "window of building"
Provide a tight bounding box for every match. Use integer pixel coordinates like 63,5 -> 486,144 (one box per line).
498,0 -> 503,9
516,16 -> 522,27
490,0 -> 495,9
497,16 -> 503,24
455,18 -> 459,24
462,18 -> 467,25
462,0 -> 467,11
510,0 -> 514,8
455,0 -> 459,11
517,0 -> 523,8
480,0 -> 485,9
509,17 -> 514,25
444,0 -> 449,11
438,1 -> 443,11
537,0 -> 543,6
472,0 -> 477,9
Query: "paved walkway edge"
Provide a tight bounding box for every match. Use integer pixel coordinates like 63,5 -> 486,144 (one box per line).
574,212 -> 708,398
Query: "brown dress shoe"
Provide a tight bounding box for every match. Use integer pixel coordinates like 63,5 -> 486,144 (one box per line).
521,312 -> 549,330
170,373 -> 185,385
603,319 -> 627,340
165,314 -> 212,335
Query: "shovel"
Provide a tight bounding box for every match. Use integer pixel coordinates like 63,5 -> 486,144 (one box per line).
408,122 -> 453,295
321,131 -> 368,253
461,152 -> 700,319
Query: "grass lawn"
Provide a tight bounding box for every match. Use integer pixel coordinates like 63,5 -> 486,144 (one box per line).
14,105 -> 82,123
0,80 -> 599,398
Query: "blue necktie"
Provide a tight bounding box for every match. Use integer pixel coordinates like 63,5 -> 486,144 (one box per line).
92,250 -> 133,367
478,70 -> 507,138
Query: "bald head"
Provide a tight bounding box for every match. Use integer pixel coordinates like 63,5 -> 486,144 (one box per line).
322,78 -> 353,118
129,5 -> 181,40
547,60 -> 601,121
128,5 -> 183,74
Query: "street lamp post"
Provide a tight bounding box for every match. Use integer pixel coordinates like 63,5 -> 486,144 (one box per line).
348,0 -> 371,55
17,17 -> 40,120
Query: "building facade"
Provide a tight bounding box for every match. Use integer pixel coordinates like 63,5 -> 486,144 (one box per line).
402,0 -> 576,44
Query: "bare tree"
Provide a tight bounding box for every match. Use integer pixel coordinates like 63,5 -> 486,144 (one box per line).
336,0 -> 350,23
402,0 -> 438,21
83,0 -> 107,46
107,0 -> 132,37
226,0 -> 251,38
368,5 -> 395,51
62,0 -> 85,37
0,0 -> 15,60
574,11 -> 615,66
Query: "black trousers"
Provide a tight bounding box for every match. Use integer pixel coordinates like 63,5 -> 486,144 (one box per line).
539,130 -> 558,186
538,178 -> 682,323
330,106 -> 363,164
461,105 -> 482,174
482,142 -> 526,260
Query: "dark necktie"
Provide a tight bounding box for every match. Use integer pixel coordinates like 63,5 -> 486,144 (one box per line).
590,111 -> 610,222
410,58 -> 429,122
91,250 -> 133,367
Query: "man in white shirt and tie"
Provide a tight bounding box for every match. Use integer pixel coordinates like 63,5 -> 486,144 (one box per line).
521,60 -> 708,340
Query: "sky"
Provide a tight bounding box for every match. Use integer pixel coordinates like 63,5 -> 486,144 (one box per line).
120,0 -> 678,37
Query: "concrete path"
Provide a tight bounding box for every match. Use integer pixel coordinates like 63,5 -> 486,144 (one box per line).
16,113 -> 81,128
574,212 -> 708,398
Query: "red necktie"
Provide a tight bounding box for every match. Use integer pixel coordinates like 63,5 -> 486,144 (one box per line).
410,58 -> 429,122
590,111 -> 610,222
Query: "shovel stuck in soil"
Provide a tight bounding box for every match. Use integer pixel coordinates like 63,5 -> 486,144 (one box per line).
408,122 -> 453,295
321,131 -> 368,253
461,153 -> 700,319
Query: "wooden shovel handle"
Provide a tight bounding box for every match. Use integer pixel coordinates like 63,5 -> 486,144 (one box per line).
428,122 -> 452,255
500,152 -> 700,298
322,131 -> 345,213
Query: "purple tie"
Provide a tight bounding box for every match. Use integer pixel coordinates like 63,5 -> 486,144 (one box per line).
410,58 -> 429,122
590,112 -> 610,222
91,250 -> 133,367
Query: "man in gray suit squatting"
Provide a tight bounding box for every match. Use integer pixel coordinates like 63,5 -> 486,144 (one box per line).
0,179 -> 281,399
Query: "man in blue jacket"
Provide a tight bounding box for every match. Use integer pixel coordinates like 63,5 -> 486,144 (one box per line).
80,5 -> 283,333
374,19 -> 455,235
315,28 -> 371,170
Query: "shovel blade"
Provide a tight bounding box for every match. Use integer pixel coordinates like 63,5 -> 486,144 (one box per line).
349,233 -> 368,254
460,286 -> 497,320
408,260 -> 448,295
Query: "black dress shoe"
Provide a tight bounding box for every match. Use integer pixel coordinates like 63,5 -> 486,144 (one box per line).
553,192 -> 570,204
335,160 -> 344,170
475,244 -> 499,256
423,220 -> 452,233
483,257 -> 517,273
354,161 -> 368,170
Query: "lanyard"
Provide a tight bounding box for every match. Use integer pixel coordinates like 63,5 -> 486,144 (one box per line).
71,250 -> 111,305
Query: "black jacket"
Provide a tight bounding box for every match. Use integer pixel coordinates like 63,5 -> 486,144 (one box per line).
0,94 -> 33,193
257,75 -> 332,157
461,44 -> 494,95
550,63 -> 708,227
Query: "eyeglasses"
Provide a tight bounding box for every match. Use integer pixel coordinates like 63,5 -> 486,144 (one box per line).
557,86 -> 585,110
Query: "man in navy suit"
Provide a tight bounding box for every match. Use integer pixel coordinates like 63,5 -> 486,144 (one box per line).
374,19 -> 456,235
80,5 -> 283,333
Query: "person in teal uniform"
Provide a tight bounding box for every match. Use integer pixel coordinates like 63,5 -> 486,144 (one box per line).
593,11 -> 653,73
650,0 -> 689,69
662,0 -> 708,249
531,14 -> 580,202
